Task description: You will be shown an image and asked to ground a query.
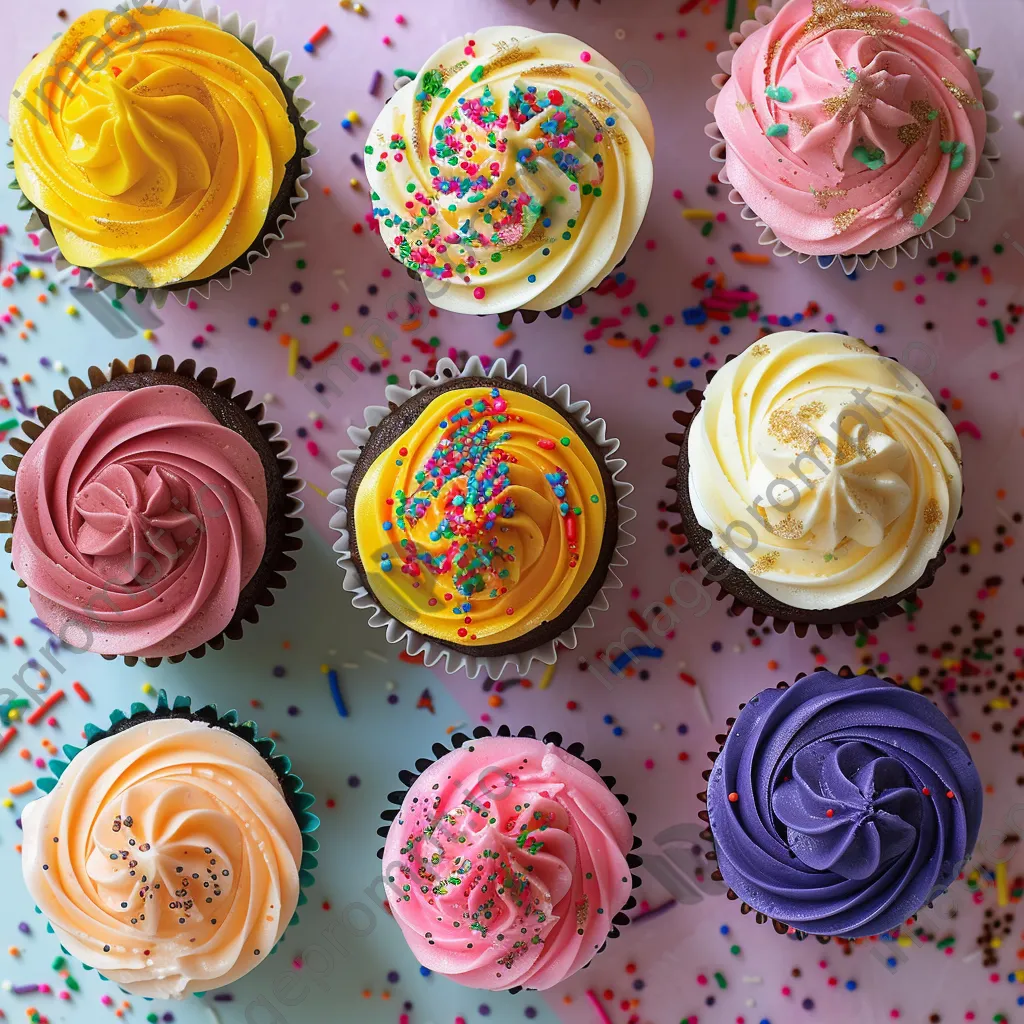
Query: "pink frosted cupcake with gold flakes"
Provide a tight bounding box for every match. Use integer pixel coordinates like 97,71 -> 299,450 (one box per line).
708,0 -> 999,271
378,726 -> 642,992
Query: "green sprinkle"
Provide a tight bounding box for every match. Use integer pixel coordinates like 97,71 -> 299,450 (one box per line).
559,437 -> 570,447
701,221 -> 714,237
637,302 -> 649,318
296,259 -> 307,270
590,494 -> 600,503
394,68 -> 418,80
470,65 -> 485,83
765,85 -> 793,103
912,213 -> 928,229
994,243 -> 1005,254
300,314 -> 311,325
0,418 -> 19,433
714,971 -> 728,989
386,374 -> 399,385
852,145 -> 885,170
730,944 -> 741,955
766,123 -> 789,137
51,956 -> 66,971
65,976 -> 80,992
994,318 -> 1006,344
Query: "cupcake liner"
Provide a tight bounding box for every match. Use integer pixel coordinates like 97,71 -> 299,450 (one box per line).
663,362 -> 960,638
376,724 -> 643,993
12,0 -> 319,308
328,354 -> 635,679
697,666 -> 918,944
0,353 -> 304,666
704,0 -> 1001,273
34,689 -> 320,984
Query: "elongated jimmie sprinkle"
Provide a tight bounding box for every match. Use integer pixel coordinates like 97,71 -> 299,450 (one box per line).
585,989 -> 614,1024
26,689 -> 64,725
323,666 -> 348,718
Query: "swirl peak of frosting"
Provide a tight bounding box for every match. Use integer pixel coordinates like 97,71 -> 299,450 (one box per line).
21,717 -> 303,998
382,736 -> 635,990
715,0 -> 987,256
707,670 -> 982,937
365,27 -> 655,314
353,384 -> 607,647
10,7 -> 297,288
13,384 -> 269,657
687,331 -> 962,610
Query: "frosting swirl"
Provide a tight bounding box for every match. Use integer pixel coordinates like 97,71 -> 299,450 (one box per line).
13,385 -> 268,657
21,717 -> 303,998
365,26 -> 655,315
353,385 -> 607,647
687,331 -> 961,610
10,7 -> 297,288
382,736 -> 635,990
715,0 -> 987,256
706,670 -> 982,937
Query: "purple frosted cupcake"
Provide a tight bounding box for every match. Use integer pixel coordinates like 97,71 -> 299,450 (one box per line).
701,668 -> 982,939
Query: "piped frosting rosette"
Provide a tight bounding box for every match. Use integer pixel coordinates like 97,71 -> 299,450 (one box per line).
328,356 -> 635,679
378,726 -> 642,991
684,331 -> 961,616
706,0 -> 1000,271
1,355 -> 303,664
702,669 -> 981,938
365,26 -> 654,317
21,692 -> 319,999
10,2 -> 318,306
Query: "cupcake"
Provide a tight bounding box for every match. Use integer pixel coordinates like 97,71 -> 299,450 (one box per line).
707,0 -> 999,271
3,354 -> 303,665
21,690 -> 319,999
10,4 -> 315,303
329,355 -> 634,678
700,668 -> 982,939
364,26 -> 655,323
378,725 -> 642,991
665,331 -> 961,637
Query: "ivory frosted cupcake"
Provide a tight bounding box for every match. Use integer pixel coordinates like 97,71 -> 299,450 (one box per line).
10,4 -> 314,300
21,691 -> 319,999
709,0 -> 998,270
666,331 -> 962,636
364,26 -> 655,322
379,726 -> 641,991
701,669 -> 981,939
329,356 -> 634,678
3,355 -> 302,664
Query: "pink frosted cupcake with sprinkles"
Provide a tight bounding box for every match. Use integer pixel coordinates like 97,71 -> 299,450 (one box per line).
708,0 -> 999,271
378,726 -> 642,992
364,26 -> 655,324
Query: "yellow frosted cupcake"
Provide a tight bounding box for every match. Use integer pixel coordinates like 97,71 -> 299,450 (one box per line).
9,5 -> 314,299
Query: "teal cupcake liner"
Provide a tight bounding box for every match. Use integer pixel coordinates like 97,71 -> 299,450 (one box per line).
34,689 -> 320,995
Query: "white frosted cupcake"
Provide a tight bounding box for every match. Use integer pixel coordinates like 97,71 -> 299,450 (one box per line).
364,26 -> 655,322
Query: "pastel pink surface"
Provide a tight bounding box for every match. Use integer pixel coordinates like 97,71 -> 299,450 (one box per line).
382,736 -> 634,991
716,0 -> 988,255
13,386 -> 268,658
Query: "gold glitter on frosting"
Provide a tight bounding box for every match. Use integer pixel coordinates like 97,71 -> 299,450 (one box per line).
833,208 -> 860,234
750,552 -> 779,576
771,516 -> 806,540
942,77 -> 982,109
803,0 -> 895,36
750,343 -> 772,357
811,185 -> 848,210
798,401 -> 827,421
768,409 -> 819,451
923,497 -> 943,532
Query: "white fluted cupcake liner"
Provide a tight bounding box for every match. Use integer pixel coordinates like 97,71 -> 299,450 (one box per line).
17,0 -> 318,308
705,0 -> 1001,273
328,355 -> 636,680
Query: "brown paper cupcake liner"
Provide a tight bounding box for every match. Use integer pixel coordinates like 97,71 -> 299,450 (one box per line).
0,354 -> 304,666
697,666 -> 919,944
663,362 -> 960,639
704,0 -> 1001,273
377,724 -> 643,993
15,0 -> 318,308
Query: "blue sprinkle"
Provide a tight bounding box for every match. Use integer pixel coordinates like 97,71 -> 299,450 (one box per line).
874,323 -> 886,333
612,726 -> 624,736
720,925 -> 730,935
303,42 -> 314,53
583,344 -> 594,354
721,325 -> 732,335
603,714 -> 614,725
247,316 -> 259,327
